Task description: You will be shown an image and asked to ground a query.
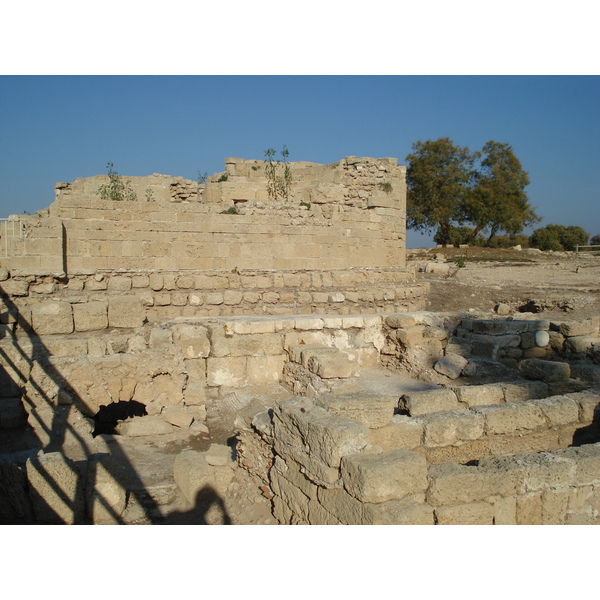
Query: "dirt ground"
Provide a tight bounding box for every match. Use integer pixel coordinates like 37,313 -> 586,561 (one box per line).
410,246 -> 600,321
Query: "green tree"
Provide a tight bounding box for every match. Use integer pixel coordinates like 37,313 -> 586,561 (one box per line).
405,138 -> 539,246
591,234 -> 600,246
463,141 -> 539,244
529,224 -> 588,251
405,138 -> 476,245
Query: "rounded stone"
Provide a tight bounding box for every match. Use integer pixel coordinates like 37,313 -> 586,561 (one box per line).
535,330 -> 550,347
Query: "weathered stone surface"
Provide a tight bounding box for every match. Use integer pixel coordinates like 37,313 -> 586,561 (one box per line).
315,391 -> 396,429
306,350 -> 358,379
107,296 -> 145,328
26,452 -> 85,524
434,353 -> 468,379
565,336 -> 600,354
73,300 -> 108,332
501,381 -> 549,403
86,453 -> 128,524
363,501 -> 435,525
520,358 -> 570,382
0,462 -> 34,522
453,384 -> 504,407
173,450 -> 234,508
162,406 -> 194,429
31,301 -> 74,335
341,449 -> 428,503
368,415 -> 424,450
472,402 -> 546,435
435,501 -> 495,525
570,364 -> 600,383
558,320 -> 598,337
422,409 -> 485,447
427,460 -> 520,505
115,415 -> 175,436
0,397 -> 27,429
274,398 -> 368,469
399,388 -> 460,416
205,443 -> 233,466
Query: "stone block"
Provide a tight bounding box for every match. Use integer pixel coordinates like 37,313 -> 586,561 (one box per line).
315,391 -> 396,429
274,399 -> 368,469
306,351 -> 358,379
363,502 -> 435,525
73,300 -> 108,332
205,443 -> 234,466
385,313 -> 416,329
107,296 -> 146,328
26,452 -> 85,524
115,415 -> 175,436
206,356 -> 247,387
247,355 -> 286,384
367,415 -> 424,450
108,276 -> 132,292
501,381 -> 549,403
435,502 -> 495,525
295,317 -> 324,331
427,460 -> 520,505
162,406 -> 194,429
570,364 -> 600,384
422,409 -> 485,447
232,319 -> 276,335
516,452 -> 577,493
149,327 -> 173,347
86,453 -> 128,524
31,301 -> 74,335
173,450 -> 234,509
565,336 -> 600,354
0,462 -> 34,522
395,326 -> 424,347
434,353 -> 468,379
399,388 -> 461,416
558,319 -> 598,337
0,397 -> 27,429
341,449 -> 428,503
473,402 -> 546,435
520,358 -> 570,382
531,396 -> 580,427
453,384 -> 504,407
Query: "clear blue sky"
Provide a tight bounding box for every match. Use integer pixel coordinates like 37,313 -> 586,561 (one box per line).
1,75 -> 598,248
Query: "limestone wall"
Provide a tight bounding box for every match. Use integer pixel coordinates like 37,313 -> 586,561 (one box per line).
239,389 -> 600,524
2,156 -> 407,276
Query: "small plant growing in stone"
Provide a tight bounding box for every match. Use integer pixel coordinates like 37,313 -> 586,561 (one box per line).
264,146 -> 292,201
97,162 -> 137,202
379,182 -> 393,193
300,201 -> 311,210
144,188 -> 155,202
217,173 -> 229,182
221,205 -> 238,214
454,257 -> 466,268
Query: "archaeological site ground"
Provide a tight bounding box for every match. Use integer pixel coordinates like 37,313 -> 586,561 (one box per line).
1,156 -> 599,525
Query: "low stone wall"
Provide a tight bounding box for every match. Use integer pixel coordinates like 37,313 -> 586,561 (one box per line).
0,268 -> 428,330
239,389 -> 600,524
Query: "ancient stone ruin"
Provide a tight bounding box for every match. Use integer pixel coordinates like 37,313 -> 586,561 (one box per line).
1,156 -> 599,524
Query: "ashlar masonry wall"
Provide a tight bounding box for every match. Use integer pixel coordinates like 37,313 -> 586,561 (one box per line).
2,156 -> 407,275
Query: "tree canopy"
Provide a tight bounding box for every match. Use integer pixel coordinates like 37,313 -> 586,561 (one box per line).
529,224 -> 589,251
405,138 -> 539,245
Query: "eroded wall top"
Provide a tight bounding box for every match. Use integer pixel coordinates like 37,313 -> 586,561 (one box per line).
2,156 -> 407,275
